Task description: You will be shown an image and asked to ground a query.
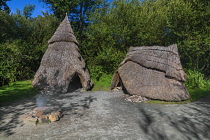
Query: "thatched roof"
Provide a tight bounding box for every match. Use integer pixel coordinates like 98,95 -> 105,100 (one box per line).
48,15 -> 78,45
120,44 -> 186,82
111,44 -> 190,101
32,15 -> 93,93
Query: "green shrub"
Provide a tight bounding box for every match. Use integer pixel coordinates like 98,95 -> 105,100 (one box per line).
0,41 -> 36,86
89,66 -> 113,91
186,69 -> 210,89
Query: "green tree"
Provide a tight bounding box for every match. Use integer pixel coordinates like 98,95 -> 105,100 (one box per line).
166,0 -> 210,74
0,0 -> 10,13
85,0 -> 169,73
39,0 -> 79,19
0,5 -> 59,86
84,0 -> 210,76
39,0 -> 105,37
0,11 -> 17,42
23,4 -> 35,19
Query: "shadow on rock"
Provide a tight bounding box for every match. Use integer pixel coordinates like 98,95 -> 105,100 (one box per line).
0,97 -> 36,136
0,91 -> 97,137
47,92 -> 97,115
137,96 -> 210,140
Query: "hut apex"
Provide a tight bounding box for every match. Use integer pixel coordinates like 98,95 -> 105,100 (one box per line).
48,15 -> 78,44
111,44 -> 190,101
32,15 -> 93,93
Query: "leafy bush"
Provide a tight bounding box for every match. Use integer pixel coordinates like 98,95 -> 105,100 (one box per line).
186,69 -> 210,89
0,41 -> 34,86
0,9 -> 59,86
91,73 -> 113,91
89,65 -> 113,91
85,0 -> 210,77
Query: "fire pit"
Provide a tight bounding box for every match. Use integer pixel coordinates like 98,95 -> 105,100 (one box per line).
21,107 -> 63,125
20,91 -> 64,125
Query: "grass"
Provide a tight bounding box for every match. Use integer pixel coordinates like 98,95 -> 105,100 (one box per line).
187,87 -> 210,102
90,75 -> 210,104
145,87 -> 210,104
0,77 -> 209,106
91,74 -> 112,91
0,80 -> 38,106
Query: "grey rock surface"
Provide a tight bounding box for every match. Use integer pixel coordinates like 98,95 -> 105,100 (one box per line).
0,91 -> 210,140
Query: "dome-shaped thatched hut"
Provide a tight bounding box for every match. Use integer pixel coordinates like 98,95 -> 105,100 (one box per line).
32,15 -> 93,93
111,44 -> 190,101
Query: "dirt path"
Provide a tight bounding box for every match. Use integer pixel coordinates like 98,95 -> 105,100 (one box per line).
0,91 -> 210,140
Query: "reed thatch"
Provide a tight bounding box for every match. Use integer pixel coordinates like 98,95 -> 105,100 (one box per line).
32,15 -> 93,93
111,44 -> 190,101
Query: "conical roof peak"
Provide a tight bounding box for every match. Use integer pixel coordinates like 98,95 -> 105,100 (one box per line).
48,15 -> 78,44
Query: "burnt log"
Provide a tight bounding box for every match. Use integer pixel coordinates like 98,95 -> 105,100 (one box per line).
32,15 -> 93,93
111,44 -> 190,101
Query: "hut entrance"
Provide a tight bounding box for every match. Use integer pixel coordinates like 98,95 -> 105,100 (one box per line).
67,74 -> 82,92
112,76 -> 129,94
119,81 -> 129,95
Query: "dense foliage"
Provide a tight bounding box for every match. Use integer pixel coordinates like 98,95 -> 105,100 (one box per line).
84,0 -> 210,77
0,0 -> 10,13
0,0 -> 210,88
0,6 -> 59,86
39,0 -> 106,38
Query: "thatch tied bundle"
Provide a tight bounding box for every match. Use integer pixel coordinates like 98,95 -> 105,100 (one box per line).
111,44 -> 190,101
32,15 -> 93,93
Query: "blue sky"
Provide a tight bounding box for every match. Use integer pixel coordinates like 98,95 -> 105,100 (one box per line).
7,0 -> 50,17
7,0 -> 115,17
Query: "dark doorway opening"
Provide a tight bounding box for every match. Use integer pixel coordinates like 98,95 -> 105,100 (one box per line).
121,83 -> 130,95
67,74 -> 82,92
112,75 -> 130,95
118,77 -> 130,95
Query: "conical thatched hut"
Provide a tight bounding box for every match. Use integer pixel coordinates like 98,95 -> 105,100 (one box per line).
32,15 -> 93,93
111,44 -> 190,101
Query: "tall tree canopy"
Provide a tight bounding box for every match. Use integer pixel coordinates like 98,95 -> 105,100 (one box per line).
0,0 -> 10,13
83,0 -> 210,75
39,0 -> 107,41
0,4 -> 60,86
0,0 -> 209,86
